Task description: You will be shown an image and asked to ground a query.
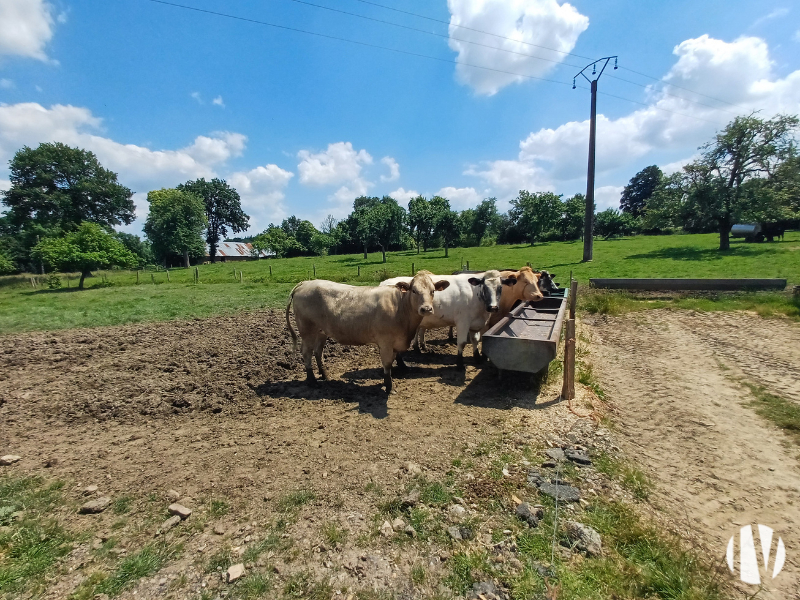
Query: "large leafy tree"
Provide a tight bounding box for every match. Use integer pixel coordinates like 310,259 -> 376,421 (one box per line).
471,198 -> 499,246
143,188 -> 207,268
620,165 -> 662,217
434,205 -> 461,258
252,225 -> 302,258
559,193 -> 585,241
694,113 -> 798,250
31,222 -> 138,290
509,191 -> 562,245
178,178 -> 249,263
407,195 -> 431,254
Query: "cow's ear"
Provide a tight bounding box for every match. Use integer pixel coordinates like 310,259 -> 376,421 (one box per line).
468,277 -> 482,286
434,280 -> 450,291
501,276 -> 517,287
395,281 -> 410,293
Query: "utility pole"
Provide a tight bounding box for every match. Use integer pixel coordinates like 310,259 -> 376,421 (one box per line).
574,56 -> 617,262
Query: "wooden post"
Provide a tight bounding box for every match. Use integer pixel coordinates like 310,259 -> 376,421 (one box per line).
31,277 -> 35,288
151,274 -> 155,284
233,267 -> 236,277
269,265 -> 273,276
569,279 -> 578,320
561,318 -> 576,400
239,271 -> 243,283
195,266 -> 199,283
166,270 -> 170,283
466,260 -> 470,270
313,264 -> 316,278
357,266 -> 361,277
136,270 -> 140,284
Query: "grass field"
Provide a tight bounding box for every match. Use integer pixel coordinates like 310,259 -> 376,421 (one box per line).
1,231 -> 798,335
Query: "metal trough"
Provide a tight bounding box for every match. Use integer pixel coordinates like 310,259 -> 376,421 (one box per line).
481,288 -> 568,374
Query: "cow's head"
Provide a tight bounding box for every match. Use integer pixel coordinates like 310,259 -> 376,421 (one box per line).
395,270 -> 449,316
468,270 -> 516,313
512,266 -> 545,302
536,270 -> 559,295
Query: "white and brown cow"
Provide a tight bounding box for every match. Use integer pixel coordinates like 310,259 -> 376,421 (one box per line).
485,266 -> 545,330
286,270 -> 449,393
381,270 -> 516,369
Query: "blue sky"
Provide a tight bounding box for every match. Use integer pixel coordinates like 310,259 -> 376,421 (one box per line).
1,0 -> 799,236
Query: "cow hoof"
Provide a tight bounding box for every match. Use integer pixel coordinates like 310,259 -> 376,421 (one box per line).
474,354 -> 485,364
456,362 -> 466,371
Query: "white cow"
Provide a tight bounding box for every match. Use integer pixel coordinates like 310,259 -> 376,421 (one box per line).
381,270 -> 516,369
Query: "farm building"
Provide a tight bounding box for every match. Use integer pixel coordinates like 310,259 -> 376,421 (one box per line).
206,241 -> 273,261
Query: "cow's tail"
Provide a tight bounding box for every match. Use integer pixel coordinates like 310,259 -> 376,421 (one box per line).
286,282 -> 302,352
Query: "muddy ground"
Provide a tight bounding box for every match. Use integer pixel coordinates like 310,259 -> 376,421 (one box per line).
1,308 -> 798,599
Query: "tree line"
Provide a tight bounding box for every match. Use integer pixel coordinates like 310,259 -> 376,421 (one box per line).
1,113 -> 797,286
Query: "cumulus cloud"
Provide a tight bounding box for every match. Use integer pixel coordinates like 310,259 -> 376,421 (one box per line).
228,164 -> 294,231
0,102 -> 294,234
467,35 -> 800,199
447,0 -> 588,95
435,186 -> 484,210
0,0 -> 56,61
594,186 -> 624,211
190,92 -> 203,104
380,156 -> 400,182
212,96 -> 225,108
388,187 -> 419,203
297,142 -> 372,187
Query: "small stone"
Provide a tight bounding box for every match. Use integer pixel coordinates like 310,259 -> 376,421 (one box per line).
404,462 -> 422,475
44,457 -> 58,468
508,557 -> 523,570
526,470 -> 544,486
380,520 -> 393,537
541,461 -> 557,469
404,524 -> 417,537
537,482 -> 580,503
79,497 -> 111,514
564,449 -> 592,466
545,448 -> 565,462
226,563 -> 245,583
400,489 -> 421,508
449,504 -> 466,521
447,526 -> 463,540
168,503 -> 192,520
159,515 -> 182,534
459,527 -> 475,540
564,521 -> 602,556
166,490 -> 181,501
0,455 -> 21,466
467,580 -> 503,600
213,524 -> 226,535
515,502 -> 542,527
83,485 -> 99,496
391,517 -> 405,532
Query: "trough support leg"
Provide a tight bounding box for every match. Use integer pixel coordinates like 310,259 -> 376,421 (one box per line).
561,318 -> 576,400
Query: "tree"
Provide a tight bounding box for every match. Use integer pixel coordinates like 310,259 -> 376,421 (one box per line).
294,220 -> 319,252
594,208 -> 629,239
696,113 -> 799,250
560,194 -> 585,240
178,178 -> 249,263
143,189 -> 207,268
252,225 -> 301,258
509,191 -> 562,245
114,232 -> 153,267
31,222 -> 138,289
620,165 -> 662,217
2,142 -> 134,231
435,208 -> 461,258
407,195 -> 431,254
471,198 -> 499,246
309,232 -> 333,256
0,249 -> 14,275
369,196 -> 406,263
351,196 -> 380,258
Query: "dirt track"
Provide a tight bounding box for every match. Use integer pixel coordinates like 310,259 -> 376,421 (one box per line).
587,309 -> 800,599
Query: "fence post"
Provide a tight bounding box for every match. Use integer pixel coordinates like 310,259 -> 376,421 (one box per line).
166,270 -> 170,283
313,264 -> 316,278
151,273 -> 155,284
195,266 -> 199,284
269,265 -> 273,276
466,260 -> 470,270
240,271 -> 243,283
136,270 -> 140,284
357,266 -> 361,277
561,318 -> 576,401
569,279 -> 578,320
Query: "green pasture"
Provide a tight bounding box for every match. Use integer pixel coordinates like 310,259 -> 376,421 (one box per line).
1,231 -> 798,335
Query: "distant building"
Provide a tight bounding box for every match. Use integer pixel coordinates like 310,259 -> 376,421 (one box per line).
205,241 -> 273,262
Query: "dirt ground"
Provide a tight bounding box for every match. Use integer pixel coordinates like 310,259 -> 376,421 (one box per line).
586,309 -> 800,599
0,310 -> 588,599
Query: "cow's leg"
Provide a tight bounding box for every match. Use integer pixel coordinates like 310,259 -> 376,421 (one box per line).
418,328 -> 428,352
471,331 -> 485,363
394,352 -> 408,374
379,344 -> 395,393
455,325 -> 468,370
300,337 -> 316,384
313,337 -> 328,380
448,326 -> 455,342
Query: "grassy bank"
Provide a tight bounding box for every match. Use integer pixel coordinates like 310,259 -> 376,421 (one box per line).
1,231 -> 798,334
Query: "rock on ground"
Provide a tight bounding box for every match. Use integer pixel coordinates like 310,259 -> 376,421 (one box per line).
515,502 -> 542,527
226,563 -> 245,583
0,455 -> 21,466
168,503 -> 192,519
564,520 -> 602,556
79,497 -> 111,514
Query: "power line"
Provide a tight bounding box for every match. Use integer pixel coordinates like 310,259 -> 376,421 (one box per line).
350,0 -> 747,111
144,0 -> 573,87
142,0 -> 728,126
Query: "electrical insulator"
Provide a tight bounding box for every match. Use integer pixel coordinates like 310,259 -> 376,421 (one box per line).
614,57 -> 618,70
592,63 -> 596,75
572,78 -> 576,89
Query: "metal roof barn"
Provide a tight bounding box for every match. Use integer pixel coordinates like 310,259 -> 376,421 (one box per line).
206,242 -> 273,260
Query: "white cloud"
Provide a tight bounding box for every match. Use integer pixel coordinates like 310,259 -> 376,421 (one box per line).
0,79 -> 13,89
0,0 -> 56,61
794,29 -> 800,43
380,156 -> 400,182
435,186 -> 483,210
752,7 -> 790,28
212,96 -> 225,108
388,187 -> 419,203
594,186 -> 624,212
297,141 -> 372,187
228,164 -> 294,231
467,35 -> 800,200
447,0 -> 588,95
0,102 -> 288,234
190,92 -> 203,104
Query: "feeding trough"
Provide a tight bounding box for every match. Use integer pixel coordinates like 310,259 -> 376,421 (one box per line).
482,287 -> 569,374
